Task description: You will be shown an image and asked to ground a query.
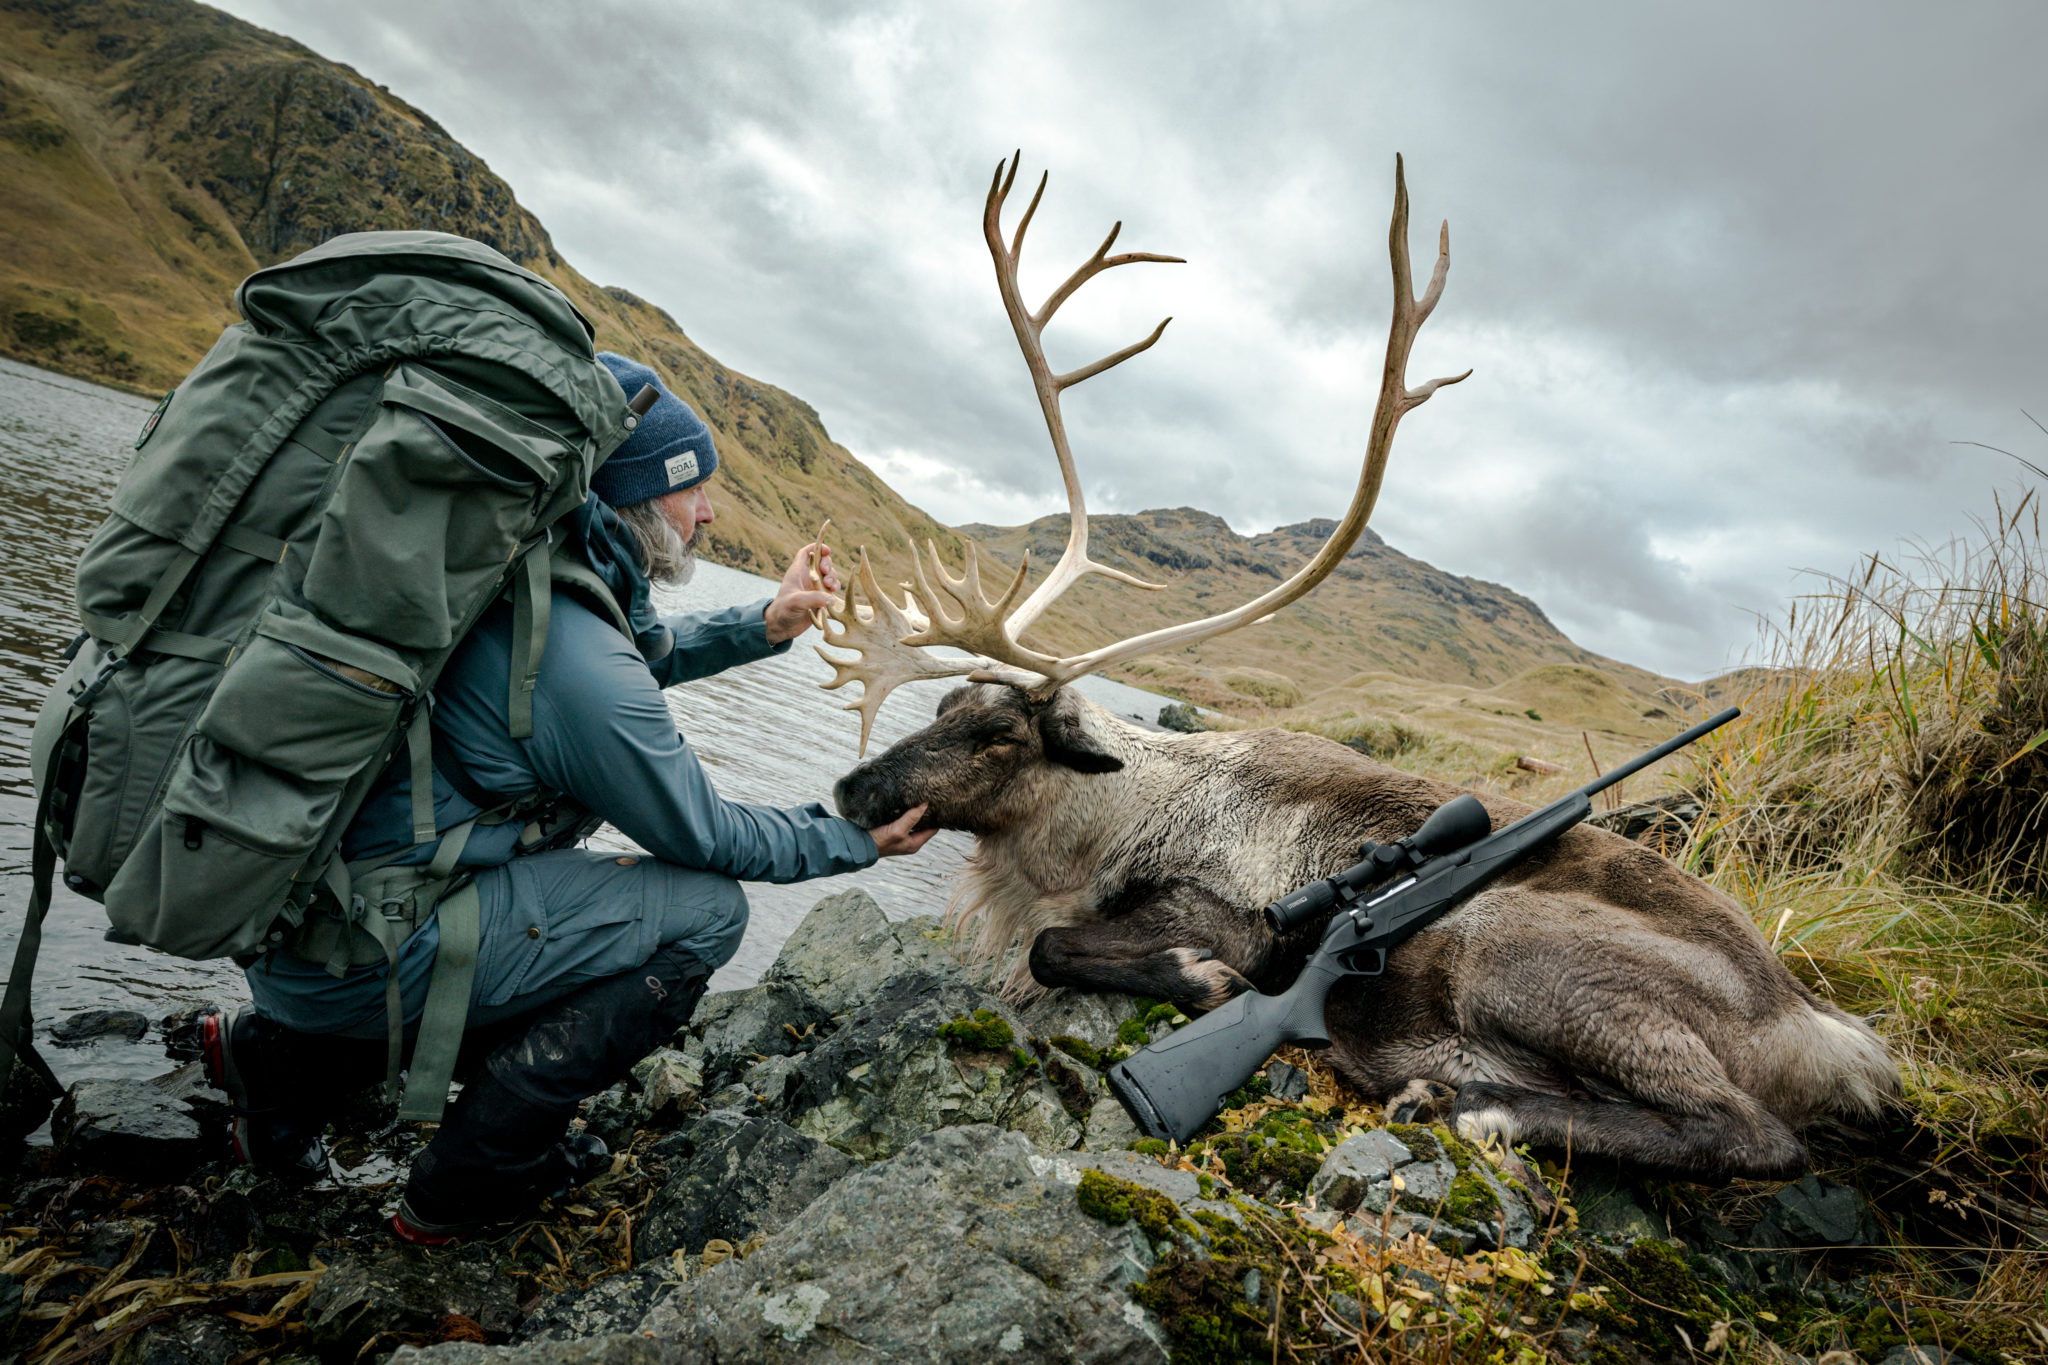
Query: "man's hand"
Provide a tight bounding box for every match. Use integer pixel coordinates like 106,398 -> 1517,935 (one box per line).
764,541 -> 841,645
868,803 -> 936,858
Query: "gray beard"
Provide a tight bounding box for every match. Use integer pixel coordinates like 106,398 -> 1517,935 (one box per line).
616,497 -> 698,587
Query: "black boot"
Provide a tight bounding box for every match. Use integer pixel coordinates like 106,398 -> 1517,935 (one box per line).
392,944 -> 712,1241
199,1007 -> 385,1181
390,1068 -> 608,1244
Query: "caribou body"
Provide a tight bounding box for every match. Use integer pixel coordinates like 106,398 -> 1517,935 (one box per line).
836,685 -> 1899,1181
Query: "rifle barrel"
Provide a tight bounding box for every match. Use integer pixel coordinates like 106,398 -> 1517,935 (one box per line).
1576,706 -> 1739,801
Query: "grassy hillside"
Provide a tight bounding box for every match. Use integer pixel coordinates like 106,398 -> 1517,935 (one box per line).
0,0 -> 952,584
0,0 -> 1677,730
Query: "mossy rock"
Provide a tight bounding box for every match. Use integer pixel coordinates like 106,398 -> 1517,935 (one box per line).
936,1008 -> 1013,1051
1075,1168 -> 1189,1243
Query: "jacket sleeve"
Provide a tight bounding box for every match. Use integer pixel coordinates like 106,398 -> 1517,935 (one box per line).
649,599 -> 790,688
522,609 -> 877,883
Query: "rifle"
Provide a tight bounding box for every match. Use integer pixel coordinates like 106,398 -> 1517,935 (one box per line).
1105,706 -> 1741,1143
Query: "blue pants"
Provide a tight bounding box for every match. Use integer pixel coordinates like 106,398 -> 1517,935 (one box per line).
245,850 -> 750,1039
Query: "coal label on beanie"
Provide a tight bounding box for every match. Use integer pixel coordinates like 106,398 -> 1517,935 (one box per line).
664,451 -> 699,487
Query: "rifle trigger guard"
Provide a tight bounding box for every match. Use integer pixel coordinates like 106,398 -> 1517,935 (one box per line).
1339,946 -> 1388,976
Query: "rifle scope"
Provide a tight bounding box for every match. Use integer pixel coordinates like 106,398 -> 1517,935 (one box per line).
1265,793 -> 1492,933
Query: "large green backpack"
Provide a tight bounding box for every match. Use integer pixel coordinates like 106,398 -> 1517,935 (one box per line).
6,231 -> 648,1120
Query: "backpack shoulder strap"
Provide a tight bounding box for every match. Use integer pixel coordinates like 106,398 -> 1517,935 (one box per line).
546,542 -> 636,641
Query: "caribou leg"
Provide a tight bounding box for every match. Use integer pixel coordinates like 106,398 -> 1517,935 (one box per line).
1028,881 -> 1266,1010
1447,1081 -> 1806,1182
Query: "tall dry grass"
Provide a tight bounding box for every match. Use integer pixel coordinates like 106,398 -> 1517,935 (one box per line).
1683,490 -> 2048,1248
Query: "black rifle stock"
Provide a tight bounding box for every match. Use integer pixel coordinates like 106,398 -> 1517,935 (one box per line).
1106,706 -> 1740,1143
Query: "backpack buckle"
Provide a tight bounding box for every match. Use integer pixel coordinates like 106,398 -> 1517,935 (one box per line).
71,649 -> 128,709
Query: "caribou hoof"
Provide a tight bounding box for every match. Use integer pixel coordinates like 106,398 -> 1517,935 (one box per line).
1170,949 -> 1253,1011
1384,1078 -> 1456,1125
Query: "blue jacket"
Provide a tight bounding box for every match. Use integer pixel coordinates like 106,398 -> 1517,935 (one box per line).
342,590 -> 878,880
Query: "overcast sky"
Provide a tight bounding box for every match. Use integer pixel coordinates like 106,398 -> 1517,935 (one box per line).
212,0 -> 2046,681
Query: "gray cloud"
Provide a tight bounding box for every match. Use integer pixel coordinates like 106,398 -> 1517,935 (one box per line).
215,0 -> 2048,679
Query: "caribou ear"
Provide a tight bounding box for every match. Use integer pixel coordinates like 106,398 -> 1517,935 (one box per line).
1036,695 -> 1124,774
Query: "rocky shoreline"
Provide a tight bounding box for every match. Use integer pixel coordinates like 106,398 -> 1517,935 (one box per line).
0,892 -> 1975,1363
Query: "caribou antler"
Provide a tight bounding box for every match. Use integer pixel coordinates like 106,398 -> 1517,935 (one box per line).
818,153 -> 1467,751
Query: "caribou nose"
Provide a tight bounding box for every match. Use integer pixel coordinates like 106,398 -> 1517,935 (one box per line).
832,766 -> 887,825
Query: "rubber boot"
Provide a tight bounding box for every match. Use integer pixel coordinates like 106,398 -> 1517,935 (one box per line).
392,943 -> 711,1242
199,1006 -> 387,1181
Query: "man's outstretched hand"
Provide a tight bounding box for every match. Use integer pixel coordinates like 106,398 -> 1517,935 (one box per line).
868,803 -> 936,858
764,541 -> 841,645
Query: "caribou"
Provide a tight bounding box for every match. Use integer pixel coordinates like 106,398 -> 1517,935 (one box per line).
817,155 -> 1898,1180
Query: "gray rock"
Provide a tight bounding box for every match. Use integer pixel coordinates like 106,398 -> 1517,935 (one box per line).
784,971 -> 1083,1161
1470,1162 -> 1538,1252
578,1084 -> 639,1150
1570,1165 -> 1672,1244
395,1339 -> 684,1365
628,1045 -> 701,1124
1079,1095 -> 1142,1151
636,1116 -> 856,1263
1767,1174 -> 1873,1247
737,1053 -> 806,1113
1879,1346 -> 1958,1365
1340,1129 -> 1540,1254
761,890 -> 908,1016
1020,989 -> 1142,1054
1051,1148 -> 1246,1226
0,1053 -> 62,1141
50,1008 -> 149,1046
889,914 -> 972,980
517,1265 -> 684,1345
126,1313 -> 259,1364
1310,1130 -> 1412,1213
1264,1061 -> 1309,1102
52,1078 -> 203,1175
304,1245 -> 519,1354
638,1126 -> 1168,1362
149,1059 -> 227,1113
696,982 -> 828,1090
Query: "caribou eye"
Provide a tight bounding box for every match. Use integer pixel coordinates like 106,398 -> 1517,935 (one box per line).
974,736 -> 1019,756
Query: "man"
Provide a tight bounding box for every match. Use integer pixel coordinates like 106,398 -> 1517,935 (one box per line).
200,353 -> 932,1240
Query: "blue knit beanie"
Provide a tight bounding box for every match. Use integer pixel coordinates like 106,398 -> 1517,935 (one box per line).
592,352 -> 718,506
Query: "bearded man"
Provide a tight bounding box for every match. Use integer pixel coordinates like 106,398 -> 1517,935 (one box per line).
199,353 -> 933,1239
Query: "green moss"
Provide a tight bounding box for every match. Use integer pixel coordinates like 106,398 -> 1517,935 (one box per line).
1384,1122 -> 1444,1161
1076,1169 -> 1186,1242
1576,1238 -> 1724,1359
1219,1072 -> 1271,1111
1045,1057 -> 1091,1119
1431,1124 -> 1483,1171
1203,1132 -> 1322,1201
1438,1171 -> 1500,1223
1048,1034 -> 1102,1069
1115,1017 -> 1152,1048
936,1008 -> 1013,1051
1011,1046 -> 1039,1072
1127,1138 -> 1171,1158
1132,1255 -> 1269,1364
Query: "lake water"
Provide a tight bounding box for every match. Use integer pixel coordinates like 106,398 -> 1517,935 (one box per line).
0,355 -> 1173,1086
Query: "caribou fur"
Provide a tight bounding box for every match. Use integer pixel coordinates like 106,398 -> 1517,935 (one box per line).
835,685 -> 1899,1181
